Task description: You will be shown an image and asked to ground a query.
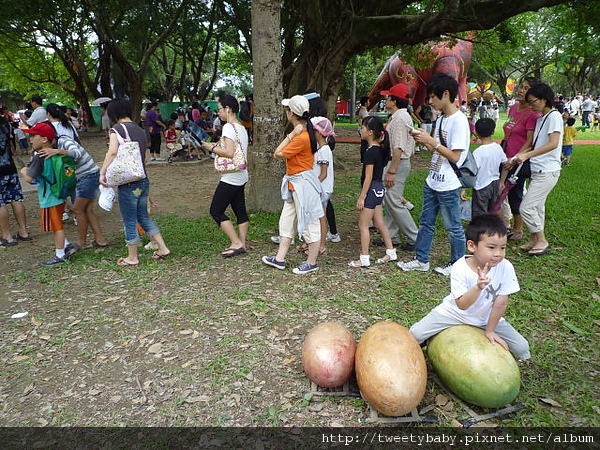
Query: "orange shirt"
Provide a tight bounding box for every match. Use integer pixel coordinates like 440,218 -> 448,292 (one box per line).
280,131 -> 314,190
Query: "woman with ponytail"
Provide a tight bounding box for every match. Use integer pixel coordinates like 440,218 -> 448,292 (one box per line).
262,95 -> 323,275
46,103 -> 79,141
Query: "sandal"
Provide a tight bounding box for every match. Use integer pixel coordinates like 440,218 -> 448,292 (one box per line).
375,255 -> 396,264
348,260 -> 370,268
92,240 -> 109,248
152,251 -> 170,260
507,231 -> 523,241
117,258 -> 139,266
528,247 -> 550,256
296,243 -> 309,252
0,238 -> 18,247
15,233 -> 33,242
221,247 -> 247,258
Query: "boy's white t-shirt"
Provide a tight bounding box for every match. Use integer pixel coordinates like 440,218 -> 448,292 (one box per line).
473,142 -> 507,190
432,256 -> 520,327
220,122 -> 249,186
14,127 -> 26,140
312,144 -> 334,196
426,110 -> 471,191
529,110 -> 563,173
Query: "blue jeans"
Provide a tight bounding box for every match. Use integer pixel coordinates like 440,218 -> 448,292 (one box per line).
415,184 -> 465,264
117,178 -> 160,245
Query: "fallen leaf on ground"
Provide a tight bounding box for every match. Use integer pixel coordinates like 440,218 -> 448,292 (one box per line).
540,397 -> 563,407
31,317 -> 42,327
185,395 -> 211,403
435,394 -> 448,406
13,355 -> 29,362
451,419 -> 463,427
148,343 -> 162,354
103,296 -> 121,303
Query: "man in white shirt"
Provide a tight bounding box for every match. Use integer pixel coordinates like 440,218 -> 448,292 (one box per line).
398,73 -> 469,276
375,83 -> 418,250
20,95 -> 47,127
581,95 -> 594,127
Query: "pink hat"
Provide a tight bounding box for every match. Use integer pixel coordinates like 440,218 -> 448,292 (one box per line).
310,116 -> 335,137
380,83 -> 411,100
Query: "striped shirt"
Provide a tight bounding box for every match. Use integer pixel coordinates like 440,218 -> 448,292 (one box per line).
57,136 -> 98,178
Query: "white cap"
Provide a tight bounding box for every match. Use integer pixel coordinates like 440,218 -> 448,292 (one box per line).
281,95 -> 310,117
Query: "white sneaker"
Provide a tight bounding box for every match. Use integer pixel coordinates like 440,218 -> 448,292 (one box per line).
433,262 -> 454,277
326,232 -> 341,243
397,258 -> 430,272
145,241 -> 159,250
156,157 -> 166,161
62,212 -> 69,221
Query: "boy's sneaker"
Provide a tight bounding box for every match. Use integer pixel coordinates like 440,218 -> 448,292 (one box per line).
145,241 -> 159,250
41,255 -> 66,266
62,212 -> 69,221
433,262 -> 454,277
73,216 -> 78,226
262,256 -> 286,270
65,243 -> 79,258
292,261 -> 319,275
397,258 -> 430,272
326,232 -> 341,243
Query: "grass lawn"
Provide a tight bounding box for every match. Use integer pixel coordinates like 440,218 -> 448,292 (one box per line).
0,136 -> 598,428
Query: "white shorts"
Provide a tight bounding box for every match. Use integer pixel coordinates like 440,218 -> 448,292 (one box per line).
279,191 -> 321,243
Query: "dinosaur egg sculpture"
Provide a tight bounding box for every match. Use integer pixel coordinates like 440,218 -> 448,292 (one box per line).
428,325 -> 521,408
355,321 -> 427,416
302,322 -> 356,388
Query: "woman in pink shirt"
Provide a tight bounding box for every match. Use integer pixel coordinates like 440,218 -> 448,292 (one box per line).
501,77 -> 540,241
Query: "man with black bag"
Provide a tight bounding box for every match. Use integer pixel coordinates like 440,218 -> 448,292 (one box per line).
397,73 -> 470,277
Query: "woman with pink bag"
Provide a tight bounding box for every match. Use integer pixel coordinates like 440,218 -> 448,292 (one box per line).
100,98 -> 170,266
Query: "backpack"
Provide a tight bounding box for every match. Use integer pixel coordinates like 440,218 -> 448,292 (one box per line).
41,154 -> 77,199
239,101 -> 251,122
438,116 -> 478,189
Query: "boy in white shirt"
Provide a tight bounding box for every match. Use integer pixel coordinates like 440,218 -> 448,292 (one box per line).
398,73 -> 470,276
467,118 -> 507,218
410,214 -> 530,360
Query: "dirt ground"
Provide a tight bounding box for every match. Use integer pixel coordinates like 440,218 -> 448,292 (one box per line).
0,127 -> 444,428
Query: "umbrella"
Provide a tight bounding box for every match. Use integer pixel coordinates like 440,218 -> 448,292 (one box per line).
490,163 -> 524,213
91,97 -> 112,106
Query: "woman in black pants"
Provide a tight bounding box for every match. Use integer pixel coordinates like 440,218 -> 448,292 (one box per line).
200,94 -> 249,257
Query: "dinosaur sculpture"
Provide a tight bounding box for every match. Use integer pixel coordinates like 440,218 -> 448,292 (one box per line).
366,37 -> 473,110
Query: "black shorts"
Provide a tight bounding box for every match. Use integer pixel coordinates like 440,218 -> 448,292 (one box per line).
364,180 -> 385,209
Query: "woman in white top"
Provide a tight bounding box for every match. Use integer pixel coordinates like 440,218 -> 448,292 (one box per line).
46,103 -> 79,141
514,83 -> 563,256
200,94 -> 249,257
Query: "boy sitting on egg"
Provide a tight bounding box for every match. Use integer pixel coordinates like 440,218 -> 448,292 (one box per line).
409,214 -> 530,361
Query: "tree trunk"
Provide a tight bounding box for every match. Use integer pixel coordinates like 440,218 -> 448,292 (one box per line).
247,0 -> 285,212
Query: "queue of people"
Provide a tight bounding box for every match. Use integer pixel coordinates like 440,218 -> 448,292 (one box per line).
3,73 -> 567,277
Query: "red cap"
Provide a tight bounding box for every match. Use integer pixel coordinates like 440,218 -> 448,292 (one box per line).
23,122 -> 56,141
380,84 -> 411,100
